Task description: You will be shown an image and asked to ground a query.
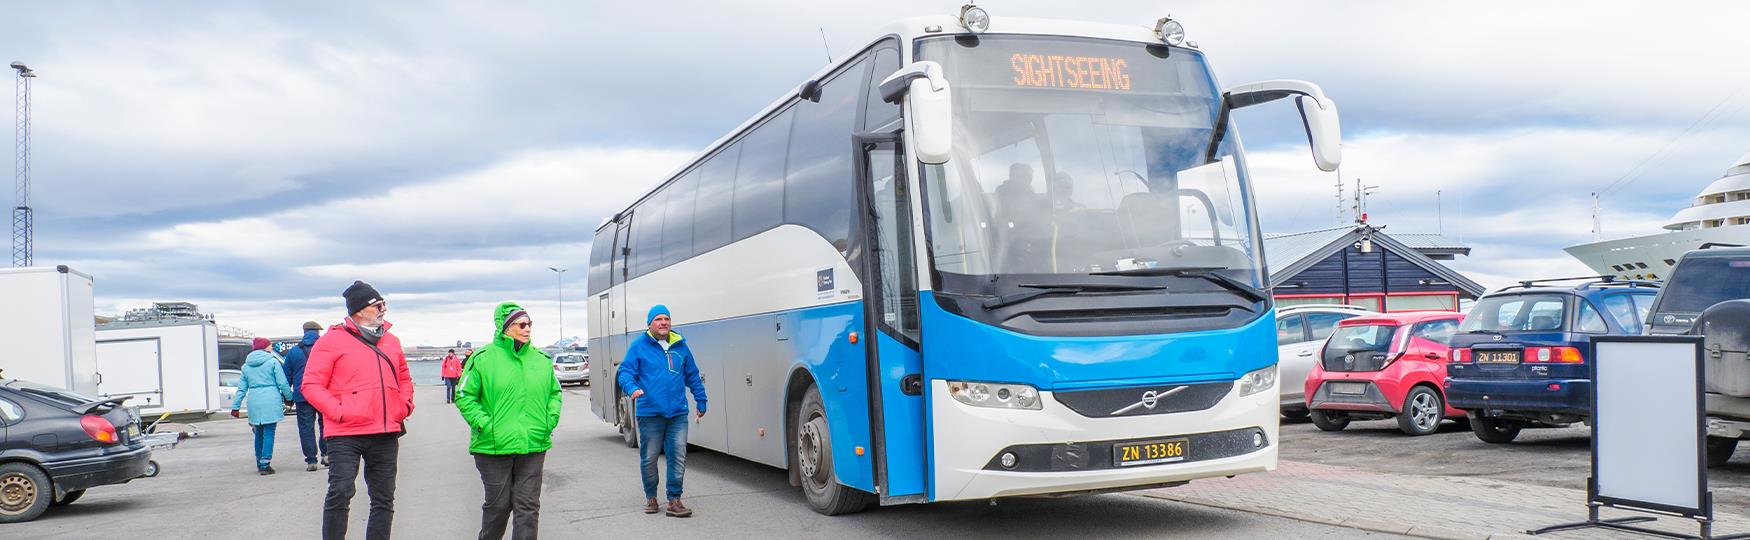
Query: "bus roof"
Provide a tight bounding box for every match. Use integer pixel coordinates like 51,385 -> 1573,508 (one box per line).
594,14 -> 1191,234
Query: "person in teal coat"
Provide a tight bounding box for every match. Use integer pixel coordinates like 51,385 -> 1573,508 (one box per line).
232,337 -> 293,475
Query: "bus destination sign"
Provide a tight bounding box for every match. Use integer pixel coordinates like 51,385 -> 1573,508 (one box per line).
1010,53 -> 1132,91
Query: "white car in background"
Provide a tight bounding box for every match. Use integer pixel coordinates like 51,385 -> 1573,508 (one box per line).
554,353 -> 589,386
218,368 -> 242,410
1276,304 -> 1376,420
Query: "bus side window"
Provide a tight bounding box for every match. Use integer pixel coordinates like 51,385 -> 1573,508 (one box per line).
587,226 -> 614,295
693,144 -> 740,256
862,47 -> 901,130
629,189 -> 668,278
663,170 -> 699,266
786,58 -> 867,254
732,109 -> 793,241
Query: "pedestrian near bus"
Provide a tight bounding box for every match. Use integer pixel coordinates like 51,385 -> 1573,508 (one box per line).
302,281 -> 415,540
616,304 -> 707,517
284,321 -> 329,471
456,302 -> 562,540
441,349 -> 463,404
233,337 -> 293,475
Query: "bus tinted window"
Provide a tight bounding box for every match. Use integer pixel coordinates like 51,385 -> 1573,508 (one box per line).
629,189 -> 667,278
587,226 -> 614,295
663,170 -> 699,266
785,60 -> 866,253
693,144 -> 739,255
863,47 -> 901,129
733,109 -> 794,241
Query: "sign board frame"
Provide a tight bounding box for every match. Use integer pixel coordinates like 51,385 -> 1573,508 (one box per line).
1590,335 -> 1707,518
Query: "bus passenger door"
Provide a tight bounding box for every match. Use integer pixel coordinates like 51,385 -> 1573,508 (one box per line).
854,134 -> 928,503
608,217 -> 636,436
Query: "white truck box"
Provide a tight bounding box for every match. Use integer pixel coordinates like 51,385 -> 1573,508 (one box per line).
0,265 -> 99,395
95,319 -> 221,415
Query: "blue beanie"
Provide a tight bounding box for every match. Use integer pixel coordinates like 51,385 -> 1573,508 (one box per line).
647,304 -> 670,325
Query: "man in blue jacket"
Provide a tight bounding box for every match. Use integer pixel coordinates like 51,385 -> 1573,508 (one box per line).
283,321 -> 327,471
617,305 -> 707,518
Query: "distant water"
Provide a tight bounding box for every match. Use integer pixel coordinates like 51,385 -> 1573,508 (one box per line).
408,360 -> 442,385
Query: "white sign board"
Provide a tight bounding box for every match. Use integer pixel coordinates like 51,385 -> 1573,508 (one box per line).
1593,338 -> 1704,515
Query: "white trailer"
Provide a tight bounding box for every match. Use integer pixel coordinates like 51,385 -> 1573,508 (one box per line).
0,265 -> 100,395
95,319 -> 221,415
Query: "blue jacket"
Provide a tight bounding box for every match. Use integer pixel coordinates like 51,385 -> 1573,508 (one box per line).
616,331 -> 706,418
283,330 -> 319,402
234,349 -> 292,425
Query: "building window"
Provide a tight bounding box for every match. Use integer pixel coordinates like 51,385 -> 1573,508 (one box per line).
1274,296 -> 1342,309
1346,296 -> 1383,311
1385,294 -> 1458,312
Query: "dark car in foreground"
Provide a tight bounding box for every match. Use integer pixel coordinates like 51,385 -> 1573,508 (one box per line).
1445,278 -> 1658,443
1643,247 -> 1750,465
0,379 -> 149,523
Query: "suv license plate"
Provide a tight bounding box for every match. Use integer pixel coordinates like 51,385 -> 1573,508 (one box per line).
1114,438 -> 1189,467
1476,350 -> 1522,364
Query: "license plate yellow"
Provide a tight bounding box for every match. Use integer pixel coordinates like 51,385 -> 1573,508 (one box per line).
128,424 -> 139,438
1476,350 -> 1521,364
1114,438 -> 1189,467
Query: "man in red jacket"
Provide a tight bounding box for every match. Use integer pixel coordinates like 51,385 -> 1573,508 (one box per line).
302,281 -> 414,540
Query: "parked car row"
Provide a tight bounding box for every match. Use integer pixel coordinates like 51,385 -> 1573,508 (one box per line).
1277,245 -> 1750,468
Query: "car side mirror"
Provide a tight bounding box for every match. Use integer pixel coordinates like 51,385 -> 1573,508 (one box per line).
1223,80 -> 1342,172
880,61 -> 952,164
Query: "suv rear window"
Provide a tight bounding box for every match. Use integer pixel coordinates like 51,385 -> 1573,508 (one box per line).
1460,294 -> 1566,332
1659,257 -> 1750,314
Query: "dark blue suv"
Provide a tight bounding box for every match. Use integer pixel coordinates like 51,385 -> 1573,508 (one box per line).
1444,278 -> 1659,443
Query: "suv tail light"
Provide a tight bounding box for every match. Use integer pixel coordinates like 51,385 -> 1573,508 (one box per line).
1453,348 -> 1473,363
1525,346 -> 1584,363
81,415 -> 119,444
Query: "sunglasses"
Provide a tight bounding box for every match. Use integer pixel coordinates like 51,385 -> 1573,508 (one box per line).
512,321 -> 532,329
369,300 -> 388,312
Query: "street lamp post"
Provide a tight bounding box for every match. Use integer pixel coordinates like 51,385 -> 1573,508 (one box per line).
548,267 -> 567,346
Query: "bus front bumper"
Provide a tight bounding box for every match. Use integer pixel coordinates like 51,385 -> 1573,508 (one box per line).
929,379 -> 1277,501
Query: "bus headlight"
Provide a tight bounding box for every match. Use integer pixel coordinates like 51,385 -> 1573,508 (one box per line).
1155,18 -> 1186,46
959,4 -> 990,34
1236,365 -> 1277,397
948,381 -> 1041,410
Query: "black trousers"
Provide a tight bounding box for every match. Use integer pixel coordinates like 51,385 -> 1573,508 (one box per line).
324,434 -> 400,540
474,452 -> 546,540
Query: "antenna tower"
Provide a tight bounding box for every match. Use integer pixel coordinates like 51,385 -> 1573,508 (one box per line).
11,62 -> 34,268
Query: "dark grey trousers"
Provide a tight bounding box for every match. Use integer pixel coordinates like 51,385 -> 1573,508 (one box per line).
324,434 -> 399,540
474,452 -> 546,540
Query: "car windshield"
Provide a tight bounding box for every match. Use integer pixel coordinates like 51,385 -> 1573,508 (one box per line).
219,371 -> 241,387
915,35 -> 1259,286
555,355 -> 585,364
1460,294 -> 1567,332
1659,257 -> 1750,314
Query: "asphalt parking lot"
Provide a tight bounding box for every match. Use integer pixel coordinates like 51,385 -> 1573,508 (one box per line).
1278,415 -> 1750,512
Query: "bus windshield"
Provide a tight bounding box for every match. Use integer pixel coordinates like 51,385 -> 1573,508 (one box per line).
916,35 -> 1258,285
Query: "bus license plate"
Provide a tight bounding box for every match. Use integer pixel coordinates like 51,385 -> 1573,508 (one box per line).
1476,350 -> 1521,364
1114,438 -> 1188,467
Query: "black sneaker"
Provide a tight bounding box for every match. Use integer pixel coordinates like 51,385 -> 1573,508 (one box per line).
259,466 -> 275,476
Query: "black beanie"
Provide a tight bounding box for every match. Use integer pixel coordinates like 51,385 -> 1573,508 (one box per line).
344,281 -> 383,315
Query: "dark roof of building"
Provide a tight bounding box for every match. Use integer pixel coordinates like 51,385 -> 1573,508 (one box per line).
1263,224 -> 1487,298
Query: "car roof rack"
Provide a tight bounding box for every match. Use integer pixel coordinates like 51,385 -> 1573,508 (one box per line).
1699,242 -> 1746,250
1493,275 -> 1656,293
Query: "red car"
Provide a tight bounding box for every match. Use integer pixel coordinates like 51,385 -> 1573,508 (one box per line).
1304,311 -> 1466,436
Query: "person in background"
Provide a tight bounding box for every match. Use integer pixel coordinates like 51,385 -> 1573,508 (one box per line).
441,349 -> 463,404
456,303 -> 562,540
233,337 -> 293,475
284,321 -> 328,471
303,280 -> 415,540
616,305 -> 707,518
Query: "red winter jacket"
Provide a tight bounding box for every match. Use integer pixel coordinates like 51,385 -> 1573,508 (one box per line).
440,353 -> 462,379
301,318 -> 414,437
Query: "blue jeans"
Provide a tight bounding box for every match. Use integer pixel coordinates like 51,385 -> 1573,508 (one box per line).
252,422 -> 278,469
296,401 -> 326,464
636,415 -> 688,501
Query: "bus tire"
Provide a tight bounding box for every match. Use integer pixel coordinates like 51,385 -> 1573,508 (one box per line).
795,385 -> 872,515
619,395 -> 639,449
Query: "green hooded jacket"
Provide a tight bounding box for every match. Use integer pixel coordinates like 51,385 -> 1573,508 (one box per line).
455,302 -> 562,455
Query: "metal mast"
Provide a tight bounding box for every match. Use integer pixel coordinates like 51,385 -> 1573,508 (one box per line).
11,62 -> 34,268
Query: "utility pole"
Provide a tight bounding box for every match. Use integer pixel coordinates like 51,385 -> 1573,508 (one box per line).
548,266 -> 568,345
1352,178 -> 1380,224
1591,192 -> 1602,242
11,62 -> 34,268
1335,165 -> 1346,225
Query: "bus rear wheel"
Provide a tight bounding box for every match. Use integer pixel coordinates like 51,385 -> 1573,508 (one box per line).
618,395 -> 639,449
795,385 -> 872,515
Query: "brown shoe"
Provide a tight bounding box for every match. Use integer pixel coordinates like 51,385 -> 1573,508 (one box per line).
643,498 -> 660,514
666,499 -> 693,518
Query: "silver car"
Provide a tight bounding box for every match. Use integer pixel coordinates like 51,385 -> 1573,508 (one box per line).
554,353 -> 589,386
1276,304 -> 1375,420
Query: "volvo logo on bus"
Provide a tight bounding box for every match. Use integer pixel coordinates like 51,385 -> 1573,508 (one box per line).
1111,385 -> 1187,415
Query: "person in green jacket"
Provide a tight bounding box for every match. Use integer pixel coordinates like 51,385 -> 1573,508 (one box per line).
455,302 -> 561,540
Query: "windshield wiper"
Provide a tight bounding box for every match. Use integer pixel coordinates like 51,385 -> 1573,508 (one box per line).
981,283 -> 1166,311
1090,266 -> 1268,304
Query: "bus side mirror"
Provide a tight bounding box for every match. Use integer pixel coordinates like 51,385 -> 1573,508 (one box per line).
880,61 -> 952,164
1224,80 -> 1342,172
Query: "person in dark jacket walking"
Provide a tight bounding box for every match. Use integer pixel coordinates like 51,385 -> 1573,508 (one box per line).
284,321 -> 328,471
456,303 -> 562,540
302,281 -> 415,540
232,337 -> 293,475
616,305 -> 706,517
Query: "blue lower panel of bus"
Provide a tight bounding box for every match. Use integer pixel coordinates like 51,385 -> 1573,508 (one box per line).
874,331 -> 926,498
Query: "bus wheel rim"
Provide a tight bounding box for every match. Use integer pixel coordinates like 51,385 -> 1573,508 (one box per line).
798,416 -> 826,485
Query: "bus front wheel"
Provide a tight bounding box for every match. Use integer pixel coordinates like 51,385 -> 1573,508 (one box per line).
795,385 -> 872,515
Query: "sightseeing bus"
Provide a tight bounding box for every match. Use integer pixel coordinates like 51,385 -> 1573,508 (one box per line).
587,8 -> 1342,514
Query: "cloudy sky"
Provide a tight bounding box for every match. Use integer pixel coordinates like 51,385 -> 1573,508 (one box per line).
6,2 -> 1749,346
